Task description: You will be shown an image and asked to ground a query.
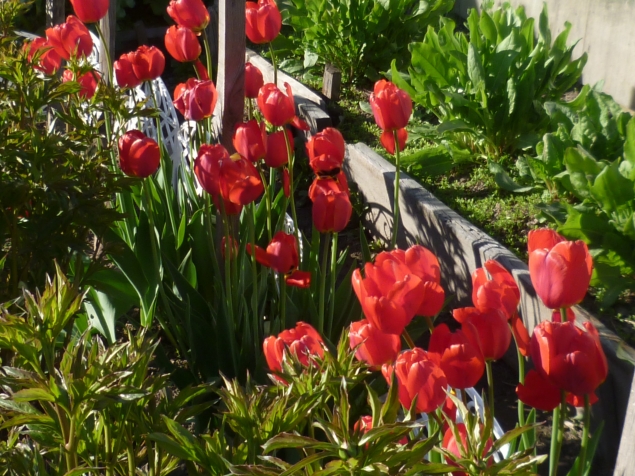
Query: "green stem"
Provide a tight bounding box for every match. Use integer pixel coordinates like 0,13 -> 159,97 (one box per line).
203,32 -> 213,80
318,232 -> 330,334
578,394 -> 591,476
147,437 -> 155,476
66,417 -> 78,469
549,391 -> 567,476
327,232 -> 338,338
247,98 -> 253,121
104,415 -> 113,476
282,128 -> 300,247
391,129 -> 402,249
280,277 -> 288,328
517,345 -> 532,451
257,162 -> 273,241
560,307 -> 568,322
268,42 -> 277,86
402,329 -> 416,349
248,203 -> 260,355
486,360 -> 495,430
94,23 -> 114,85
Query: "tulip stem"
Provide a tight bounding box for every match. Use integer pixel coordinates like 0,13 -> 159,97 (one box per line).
578,394 -> 591,476
516,345 -> 533,453
486,360 -> 495,430
203,32 -> 213,80
318,232 -> 330,334
95,22 -> 114,86
257,162 -> 273,241
282,127 -> 300,248
560,307 -> 567,323
391,129 -> 401,249
280,276 -> 288,327
402,329 -> 416,349
549,391 -> 567,476
248,202 -> 260,355
327,232 -> 339,338
268,42 -> 277,86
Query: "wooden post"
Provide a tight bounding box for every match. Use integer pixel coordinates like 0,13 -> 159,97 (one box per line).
322,64 -> 342,102
205,2 -> 220,74
99,0 -> 117,84
615,373 -> 635,475
215,0 -> 245,152
45,0 -> 65,27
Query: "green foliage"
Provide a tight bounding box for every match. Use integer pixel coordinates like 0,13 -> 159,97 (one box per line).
278,0 -> 453,83
393,3 -> 586,158
0,28 -> 126,302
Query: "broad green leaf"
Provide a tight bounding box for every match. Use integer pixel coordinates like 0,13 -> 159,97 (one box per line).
263,433 -> 333,452
488,161 -> 536,193
590,162 -> 634,213
467,43 -> 485,90
479,11 -> 497,43
620,116 -> 635,180
12,388 -> 55,403
538,3 -> 551,45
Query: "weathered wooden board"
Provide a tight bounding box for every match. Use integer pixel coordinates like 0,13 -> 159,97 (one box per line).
322,63 -> 341,102
45,0 -> 65,27
99,0 -> 117,84
615,373 -> 635,475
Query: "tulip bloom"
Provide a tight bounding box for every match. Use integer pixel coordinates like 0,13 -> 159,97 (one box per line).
257,83 -> 309,130
218,154 -> 264,206
382,348 -> 447,414
25,38 -> 62,75
429,324 -> 485,390
174,78 -> 218,121
233,120 -> 266,163
308,177 -> 352,233
70,0 -> 109,23
245,0 -> 282,44
167,0 -> 210,32
380,128 -> 408,155
516,369 -> 562,412
528,228 -> 592,309
245,62 -> 264,98
352,246 -> 445,335
46,15 -> 93,61
453,307 -> 511,361
263,322 -> 324,373
265,128 -> 293,168
531,320 -> 608,398
282,168 -> 290,198
118,130 -> 161,178
194,143 -> 229,197
510,312 -> 530,357
248,232 -> 311,288
63,69 -> 100,99
306,127 -> 346,176
471,260 -> 520,319
349,319 -> 401,369
132,45 -> 165,81
165,25 -> 201,62
370,80 -> 412,132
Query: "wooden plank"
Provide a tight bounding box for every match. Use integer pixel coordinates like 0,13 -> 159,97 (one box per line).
205,2 -> 219,73
99,0 -> 117,84
45,0 -> 65,27
322,63 -> 341,102
215,0 -> 245,152
615,373 -> 635,475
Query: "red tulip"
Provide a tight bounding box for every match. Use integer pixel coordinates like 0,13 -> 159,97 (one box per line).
265,128 -> 293,168
245,62 -> 264,98
282,168 -> 290,198
45,15 -> 93,61
165,25 -> 201,62
453,307 -> 511,361
528,231 -> 593,309
167,0 -> 210,32
355,415 -> 408,445
63,69 -> 100,99
382,348 -> 447,414
70,0 -> 109,23
377,245 -> 446,317
263,322 -> 324,374
218,154 -> 264,206
247,232 -> 310,288
531,320 -> 608,397
349,319 -> 401,369
114,53 -> 140,89
527,228 -> 565,253
306,128 -> 346,176
194,59 -> 209,80
516,369 -> 562,411
429,323 -> 485,390
174,78 -> 218,121
131,45 -> 165,81
118,130 -> 161,178
24,38 -> 62,75
380,128 -> 407,155
194,143 -> 229,197
245,0 -> 282,44
233,120 -> 266,163
370,80 -> 412,131
442,424 -> 493,476
257,83 -> 309,130
471,260 -> 520,319
352,246 -> 444,335
308,176 -> 352,233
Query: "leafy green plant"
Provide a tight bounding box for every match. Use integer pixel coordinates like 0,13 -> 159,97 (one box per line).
392,3 -> 586,158
277,0 -> 453,83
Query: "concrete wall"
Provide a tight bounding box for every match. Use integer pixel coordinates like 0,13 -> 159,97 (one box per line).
453,0 -> 635,110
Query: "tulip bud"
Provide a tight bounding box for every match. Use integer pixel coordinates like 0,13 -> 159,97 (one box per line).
118,130 -> 161,178
70,0 -> 109,23
45,15 -> 93,61
349,319 -> 400,369
165,25 -> 201,62
263,322 -> 324,374
24,38 -> 62,75
245,0 -> 282,44
245,62 -> 264,98
370,80 -> 412,131
174,78 -> 218,121
257,83 -> 309,130
306,127 -> 346,176
63,69 -> 100,100
167,0 -> 210,32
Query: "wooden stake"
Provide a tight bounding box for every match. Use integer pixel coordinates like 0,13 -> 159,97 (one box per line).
322,63 -> 342,102
99,0 -> 117,84
45,0 -> 65,27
